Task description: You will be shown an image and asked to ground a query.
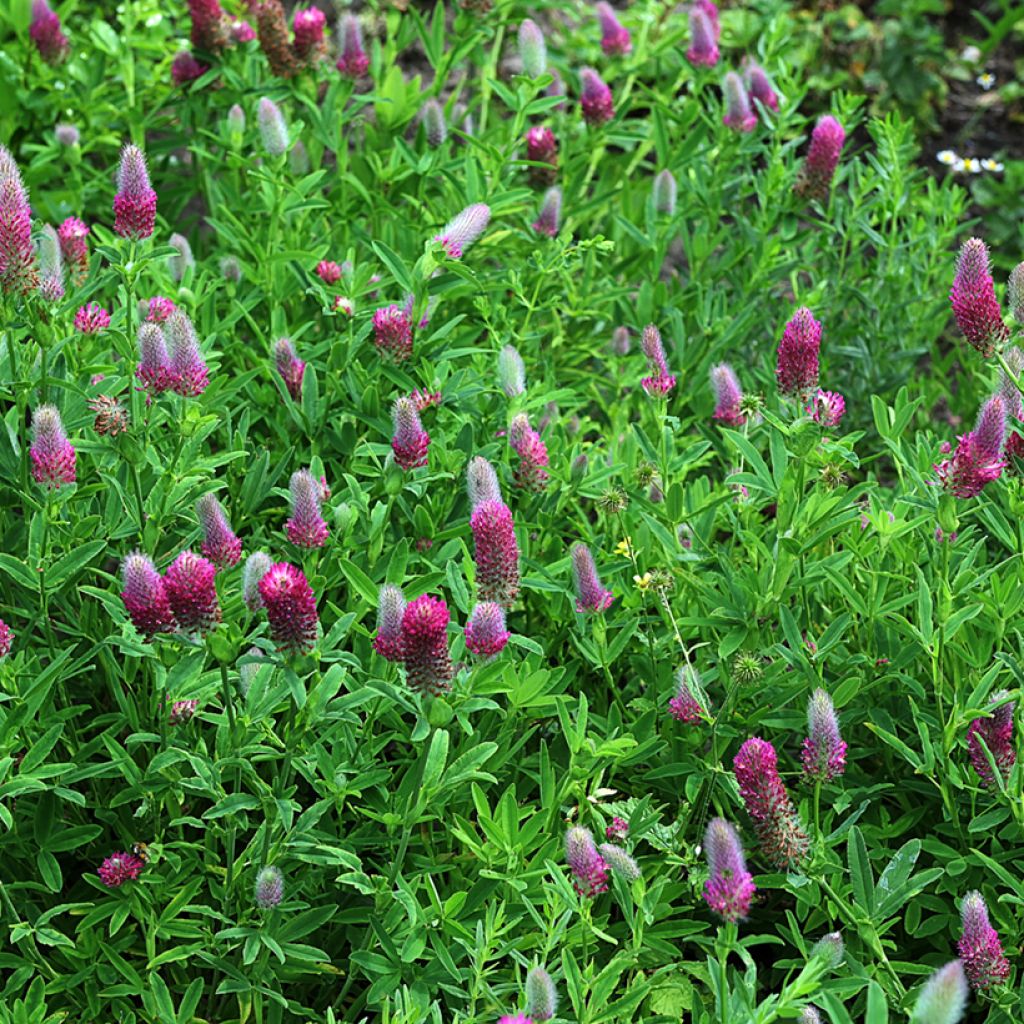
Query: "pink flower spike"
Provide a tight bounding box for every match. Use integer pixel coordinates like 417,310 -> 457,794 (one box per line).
30,0 -> 69,64
400,594 -> 453,695
949,238 -> 1009,357
471,500 -> 520,606
75,303 -> 110,334
136,323 -> 174,394
231,19 -> 256,44
641,323 -> 677,396
274,337 -> 305,400
57,216 -> 89,285
733,737 -> 809,869
336,14 -> 369,78
686,8 -> 719,67
711,363 -> 745,426
98,851 -> 144,888
373,583 -> 406,661
935,397 -> 1007,498
532,187 -> 562,238
0,619 -> 12,659
467,456 -> 503,508
776,307 -> 822,398
172,51 -> 208,86
796,116 -> 846,201
146,295 -> 177,323
196,492 -> 242,568
286,469 -> 330,548
722,72 -> 757,132
166,310 -> 209,397
605,817 -> 628,841
30,405 -> 75,488
596,2 -> 631,55
509,413 -> 549,491
465,601 -> 510,657
695,0 -> 721,41
315,259 -> 341,284
580,68 -> 614,126
571,543 -> 613,613
434,203 -> 491,259
801,688 -> 847,783
669,665 -> 707,723
967,691 -> 1016,787
498,1016 -> 533,1024
169,699 -> 198,725
258,562 -> 319,655
702,817 -> 756,922
120,552 -> 177,638
958,891 -> 1010,990
163,551 -> 220,635
292,7 -> 326,63
808,389 -> 845,428
392,397 -> 430,470
743,60 -> 779,112
373,305 -> 414,363
113,144 -> 157,240
188,0 -> 229,52
564,826 -> 609,897
525,126 -> 558,185
0,145 -> 38,296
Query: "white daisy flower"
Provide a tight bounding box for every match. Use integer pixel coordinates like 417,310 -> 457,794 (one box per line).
937,150 -> 958,166
960,45 -> 981,64
953,158 -> 966,173
976,72 -> 996,90
963,158 -> 982,174
981,158 -> 1005,173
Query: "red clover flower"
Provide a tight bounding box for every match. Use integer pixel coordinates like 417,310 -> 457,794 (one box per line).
796,116 -> 845,201
571,543 -> 613,613
373,583 -> 406,661
722,72 -> 757,133
258,562 -> 319,655
163,551 -> 220,635
686,8 -> 719,67
274,337 -> 306,400
166,310 -> 209,397
949,238 -> 1009,357
98,851 -> 144,888
75,303 -> 110,334
470,500 -> 520,605
532,188 -> 562,238
0,146 -> 38,296
57,216 -> 89,285
595,2 -> 631,55
113,144 -> 157,240
30,405 -> 76,488
509,413 -> 549,491
255,865 -> 284,907
564,826 -> 609,897
641,323 -> 677,396
801,688 -> 847,783
776,307 -> 822,399
711,363 -> 745,426
966,691 -> 1016,787
465,601 -> 511,657
336,15 -> 369,78
434,203 -> 491,259
30,0 -> 69,64
399,594 -> 453,695
373,305 -> 413,362
957,890 -> 1009,990
286,469 -> 330,548
196,493 -> 243,568
120,552 -> 177,638
579,68 -> 614,126
242,551 -> 273,612
702,817 -> 756,922
392,397 -> 430,470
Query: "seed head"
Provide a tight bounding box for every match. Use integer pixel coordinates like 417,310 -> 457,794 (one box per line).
254,865 -> 284,908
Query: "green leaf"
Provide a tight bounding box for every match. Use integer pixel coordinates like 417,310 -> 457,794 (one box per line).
847,826 -> 874,913
865,981 -> 888,1024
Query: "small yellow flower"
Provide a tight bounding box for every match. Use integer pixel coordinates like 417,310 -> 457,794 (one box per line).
615,538 -> 633,558
633,572 -> 653,591
963,158 -> 982,174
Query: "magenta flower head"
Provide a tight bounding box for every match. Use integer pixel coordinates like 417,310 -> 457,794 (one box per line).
702,817 -> 756,922
909,961 -> 968,1024
166,310 -> 209,397
0,619 -> 11,659
498,1017 -> 532,1024
733,736 -> 809,870
391,396 -> 430,471
372,583 -> 406,661
606,816 -> 628,841
967,690 -> 1016,787
30,405 -> 75,489
653,169 -> 677,216
257,97 -> 289,157
399,594 -> 453,695
641,323 -> 677,396
465,601 -> 510,657
30,0 -> 69,64
949,238 -> 1009,357
796,116 -> 846,201
292,7 -> 326,63
686,8 -> 719,67
232,18 -> 255,43
808,389 -> 845,428
373,305 -> 414,363
146,295 -> 177,323
188,0 -> 229,52
743,60 -> 779,112
196,493 -> 242,568
776,307 -> 822,398
711,363 -> 745,426
580,68 -> 614,126
164,551 -> 220,635
518,19 -> 547,78
274,337 -> 306,400
596,2 -> 631,55
571,543 -> 613,613
532,187 -> 562,238
669,664 -> 707,723
0,145 -> 38,296
958,891 -> 1009,990
172,51 -> 208,86
258,562 -> 319,655
98,851 -> 144,888
434,203 -> 491,259
525,126 -> 558,185
936,395 -> 1007,499
58,216 -> 89,285
336,14 -> 369,78
254,865 -> 284,908
113,144 -> 157,240
168,699 -> 198,725
286,469 -> 330,548
136,323 -> 173,394
471,500 -> 521,606
242,551 -> 273,612
564,826 -> 609,897
315,259 -> 341,285
722,72 -> 757,133
525,966 -> 557,1022
509,413 -> 550,491
121,552 -> 176,638
801,688 -> 847,783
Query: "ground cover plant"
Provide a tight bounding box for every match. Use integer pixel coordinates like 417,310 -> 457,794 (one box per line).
0,0 -> 1023,1022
